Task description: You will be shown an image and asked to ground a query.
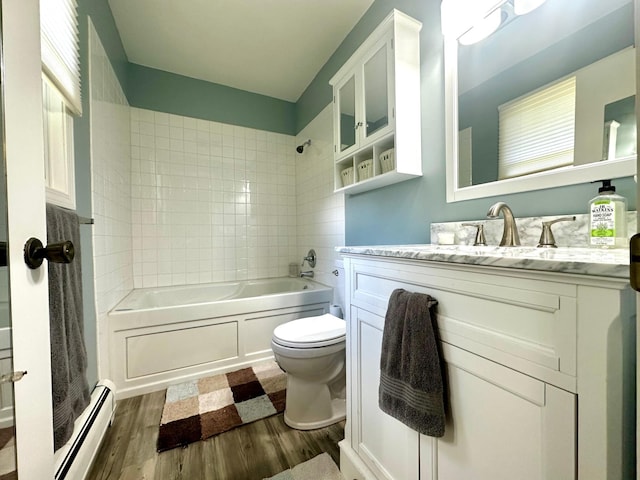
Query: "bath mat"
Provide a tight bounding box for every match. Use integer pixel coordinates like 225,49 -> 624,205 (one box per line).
263,453 -> 343,480
157,360 -> 286,452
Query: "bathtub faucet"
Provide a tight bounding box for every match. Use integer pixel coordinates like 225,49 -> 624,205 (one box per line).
300,270 -> 314,278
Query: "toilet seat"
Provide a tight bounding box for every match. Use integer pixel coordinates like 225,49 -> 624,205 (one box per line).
272,313 -> 345,349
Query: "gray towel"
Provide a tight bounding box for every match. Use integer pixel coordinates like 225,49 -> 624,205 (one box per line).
378,288 -> 445,437
46,204 -> 90,451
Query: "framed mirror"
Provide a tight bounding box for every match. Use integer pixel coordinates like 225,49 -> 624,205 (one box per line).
443,0 -> 636,202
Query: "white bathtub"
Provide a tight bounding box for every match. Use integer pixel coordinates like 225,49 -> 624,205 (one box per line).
108,277 -> 332,399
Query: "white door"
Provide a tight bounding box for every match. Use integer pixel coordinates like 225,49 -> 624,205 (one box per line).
2,0 -> 54,478
635,1 -> 640,478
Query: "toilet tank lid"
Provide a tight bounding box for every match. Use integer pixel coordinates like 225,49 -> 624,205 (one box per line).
273,313 -> 346,344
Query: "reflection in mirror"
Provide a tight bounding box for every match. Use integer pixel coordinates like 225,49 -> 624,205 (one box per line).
444,0 -> 637,202
603,95 -> 636,160
0,9 -> 16,478
338,76 -> 356,152
364,44 -> 389,138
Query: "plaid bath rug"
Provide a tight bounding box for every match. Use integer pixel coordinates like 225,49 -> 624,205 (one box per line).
157,360 -> 286,452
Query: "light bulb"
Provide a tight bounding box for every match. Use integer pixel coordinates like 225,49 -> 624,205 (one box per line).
459,8 -> 502,46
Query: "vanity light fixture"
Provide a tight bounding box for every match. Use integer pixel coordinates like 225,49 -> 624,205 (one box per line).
513,0 -> 546,16
458,7 -> 502,45
457,0 -> 546,46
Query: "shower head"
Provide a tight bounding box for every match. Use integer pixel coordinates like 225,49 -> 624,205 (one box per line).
296,139 -> 311,154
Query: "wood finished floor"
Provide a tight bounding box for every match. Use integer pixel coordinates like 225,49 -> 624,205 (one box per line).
89,390 -> 345,480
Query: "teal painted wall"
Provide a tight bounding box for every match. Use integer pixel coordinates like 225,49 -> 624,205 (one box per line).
78,0 -> 129,92
127,64 -> 296,135
74,0 -> 129,388
296,0 -> 637,246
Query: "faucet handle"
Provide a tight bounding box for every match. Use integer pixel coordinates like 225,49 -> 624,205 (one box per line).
461,223 -> 487,246
537,216 -> 576,248
301,249 -> 316,268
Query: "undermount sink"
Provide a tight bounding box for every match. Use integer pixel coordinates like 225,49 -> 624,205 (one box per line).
336,244 -> 629,278
413,244 -> 541,255
377,243 -> 630,253
416,244 -> 629,263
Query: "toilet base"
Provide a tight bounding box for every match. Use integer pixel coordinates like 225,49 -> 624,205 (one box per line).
284,398 -> 346,430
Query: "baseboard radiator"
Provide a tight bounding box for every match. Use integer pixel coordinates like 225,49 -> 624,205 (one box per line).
53,379 -> 117,480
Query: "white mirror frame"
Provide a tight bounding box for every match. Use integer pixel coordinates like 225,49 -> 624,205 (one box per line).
442,0 -> 637,203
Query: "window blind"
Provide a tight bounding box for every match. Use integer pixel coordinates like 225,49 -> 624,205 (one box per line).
40,0 -> 81,115
498,76 -> 576,180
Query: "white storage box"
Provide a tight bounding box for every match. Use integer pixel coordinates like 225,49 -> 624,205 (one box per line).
379,148 -> 395,173
341,166 -> 354,187
357,159 -> 373,181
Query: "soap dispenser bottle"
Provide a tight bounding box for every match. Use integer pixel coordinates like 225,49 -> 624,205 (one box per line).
589,179 -> 627,248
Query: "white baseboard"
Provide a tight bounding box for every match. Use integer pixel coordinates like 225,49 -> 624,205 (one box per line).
54,379 -> 117,480
339,439 -> 378,480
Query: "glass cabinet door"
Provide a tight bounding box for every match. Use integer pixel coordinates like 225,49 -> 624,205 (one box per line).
363,43 -> 389,139
337,75 -> 357,152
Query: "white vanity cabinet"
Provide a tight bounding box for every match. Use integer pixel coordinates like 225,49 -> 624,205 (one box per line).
330,9 -> 422,195
339,254 -> 634,480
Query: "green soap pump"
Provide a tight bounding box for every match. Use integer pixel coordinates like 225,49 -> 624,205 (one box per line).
589,180 -> 627,248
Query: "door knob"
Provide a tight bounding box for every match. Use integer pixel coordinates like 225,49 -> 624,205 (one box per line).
23,237 -> 74,269
631,233 -> 640,292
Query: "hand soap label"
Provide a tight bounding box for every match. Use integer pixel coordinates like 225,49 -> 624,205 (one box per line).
590,200 -> 616,246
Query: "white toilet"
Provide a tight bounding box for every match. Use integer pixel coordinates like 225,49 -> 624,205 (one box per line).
271,313 -> 346,430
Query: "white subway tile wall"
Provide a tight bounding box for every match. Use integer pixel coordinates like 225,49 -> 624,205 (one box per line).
295,105 -> 345,308
130,108 -> 298,287
89,21 -> 133,317
88,21 -> 133,378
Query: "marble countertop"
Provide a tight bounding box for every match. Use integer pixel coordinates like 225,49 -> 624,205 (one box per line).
337,244 -> 630,279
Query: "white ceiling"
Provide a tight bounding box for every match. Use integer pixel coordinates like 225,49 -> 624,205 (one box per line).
108,0 -> 374,102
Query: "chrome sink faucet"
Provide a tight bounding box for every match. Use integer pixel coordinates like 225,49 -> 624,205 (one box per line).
300,270 -> 314,278
486,202 -> 520,246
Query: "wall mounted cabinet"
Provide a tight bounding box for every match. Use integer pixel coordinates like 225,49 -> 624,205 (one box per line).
330,10 -> 422,195
338,254 -> 634,480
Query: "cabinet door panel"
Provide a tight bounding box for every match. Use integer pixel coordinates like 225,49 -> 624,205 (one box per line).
430,344 -> 575,480
363,41 -> 391,140
358,309 -> 419,480
337,75 -> 357,154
